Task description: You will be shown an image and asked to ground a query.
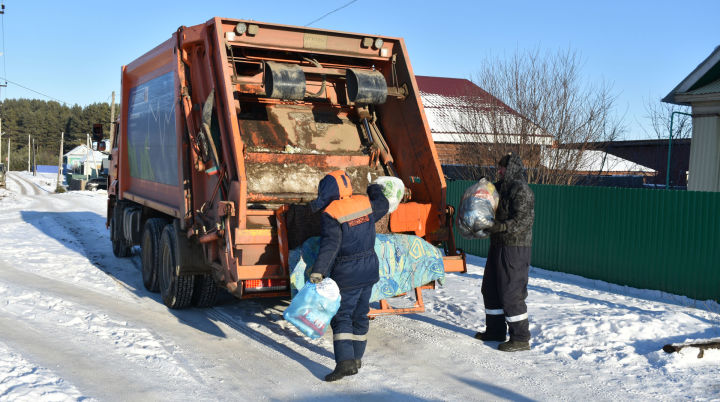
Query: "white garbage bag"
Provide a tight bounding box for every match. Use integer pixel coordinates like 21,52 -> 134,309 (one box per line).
456,178 -> 500,239
373,176 -> 404,213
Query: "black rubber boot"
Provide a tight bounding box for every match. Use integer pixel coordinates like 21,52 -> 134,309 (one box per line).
324,360 -> 358,382
475,331 -> 506,342
498,340 -> 530,352
355,359 -> 362,369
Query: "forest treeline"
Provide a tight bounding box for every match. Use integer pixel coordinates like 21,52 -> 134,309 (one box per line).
0,98 -> 116,170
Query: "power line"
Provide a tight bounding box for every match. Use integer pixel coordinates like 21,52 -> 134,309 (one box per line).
0,76 -> 68,105
306,0 -> 358,27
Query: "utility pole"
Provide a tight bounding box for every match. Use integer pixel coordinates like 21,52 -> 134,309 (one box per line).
32,137 -> 36,176
0,3 -> 6,97
0,117 -> 3,165
27,134 -> 30,172
109,90 -> 116,147
56,131 -> 64,190
7,137 -> 10,170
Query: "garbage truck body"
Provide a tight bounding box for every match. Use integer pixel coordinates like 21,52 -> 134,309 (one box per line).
107,17 -> 465,310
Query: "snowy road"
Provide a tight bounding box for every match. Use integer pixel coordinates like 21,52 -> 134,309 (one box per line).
1,172 -> 719,401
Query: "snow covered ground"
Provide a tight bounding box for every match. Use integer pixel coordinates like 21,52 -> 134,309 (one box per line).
1,171 -> 719,401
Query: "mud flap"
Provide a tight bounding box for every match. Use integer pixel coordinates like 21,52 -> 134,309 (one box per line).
173,220 -> 212,275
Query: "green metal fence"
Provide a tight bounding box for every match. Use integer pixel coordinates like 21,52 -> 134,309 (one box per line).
447,180 -> 720,302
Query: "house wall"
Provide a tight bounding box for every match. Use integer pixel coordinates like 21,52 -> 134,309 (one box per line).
600,140 -> 690,187
688,113 -> 720,191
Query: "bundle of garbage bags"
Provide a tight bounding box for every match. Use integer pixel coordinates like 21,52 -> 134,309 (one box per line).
456,178 -> 500,239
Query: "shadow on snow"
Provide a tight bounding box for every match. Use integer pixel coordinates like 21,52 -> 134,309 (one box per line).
20,210 -> 335,378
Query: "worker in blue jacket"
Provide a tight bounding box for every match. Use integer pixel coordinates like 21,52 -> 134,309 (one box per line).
309,170 -> 389,382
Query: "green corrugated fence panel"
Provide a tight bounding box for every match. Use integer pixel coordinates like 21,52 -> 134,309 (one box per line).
446,180 -> 720,302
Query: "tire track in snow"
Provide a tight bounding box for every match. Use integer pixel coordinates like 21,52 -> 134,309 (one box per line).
4,173 -> 31,196
6,172 -> 44,196
0,262 -> 215,400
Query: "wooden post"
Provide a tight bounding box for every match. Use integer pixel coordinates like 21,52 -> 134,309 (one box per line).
7,138 -> 10,170
27,134 -> 30,172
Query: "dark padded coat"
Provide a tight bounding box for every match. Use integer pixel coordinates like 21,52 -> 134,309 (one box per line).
310,174 -> 389,290
492,154 -> 535,247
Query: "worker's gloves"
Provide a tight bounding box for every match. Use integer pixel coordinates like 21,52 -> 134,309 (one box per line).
309,273 -> 323,284
487,221 -> 507,234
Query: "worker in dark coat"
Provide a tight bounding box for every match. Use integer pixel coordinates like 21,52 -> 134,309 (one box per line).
475,152 -> 535,352
309,170 -> 389,381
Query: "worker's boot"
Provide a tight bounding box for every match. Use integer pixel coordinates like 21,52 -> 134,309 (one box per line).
498,340 -> 530,352
355,359 -> 362,369
474,331 -> 506,342
324,360 -> 358,382
475,314 -> 507,342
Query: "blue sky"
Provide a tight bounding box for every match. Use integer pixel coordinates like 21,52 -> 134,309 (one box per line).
1,0 -> 718,139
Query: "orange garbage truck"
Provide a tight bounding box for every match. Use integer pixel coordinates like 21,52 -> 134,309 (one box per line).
106,17 -> 466,313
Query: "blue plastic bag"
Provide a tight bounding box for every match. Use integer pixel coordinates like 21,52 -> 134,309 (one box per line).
284,278 -> 341,339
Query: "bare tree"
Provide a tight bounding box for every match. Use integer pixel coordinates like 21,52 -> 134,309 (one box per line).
451,48 -> 624,185
642,97 -> 691,140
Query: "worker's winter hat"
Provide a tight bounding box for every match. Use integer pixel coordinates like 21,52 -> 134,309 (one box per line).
309,170 -> 353,213
498,152 -> 526,181
498,152 -> 513,167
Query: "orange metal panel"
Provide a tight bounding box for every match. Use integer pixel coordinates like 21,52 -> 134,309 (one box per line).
234,228 -> 276,245
443,253 -> 467,273
209,18 -> 248,232
233,264 -> 285,280
240,290 -> 290,299
374,38 -> 447,229
247,209 -> 276,216
123,191 -> 181,218
389,202 -> 440,238
217,18 -> 396,60
119,37 -> 185,212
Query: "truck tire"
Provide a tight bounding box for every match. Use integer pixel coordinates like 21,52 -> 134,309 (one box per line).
159,223 -> 195,309
141,218 -> 166,292
192,274 -> 219,307
111,205 -> 132,258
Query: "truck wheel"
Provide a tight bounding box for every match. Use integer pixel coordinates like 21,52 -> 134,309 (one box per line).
141,218 -> 166,292
192,275 -> 219,307
111,206 -> 132,258
159,223 -> 195,309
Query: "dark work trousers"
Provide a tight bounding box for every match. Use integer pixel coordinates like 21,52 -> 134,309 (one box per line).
330,284 -> 373,363
481,243 -> 531,342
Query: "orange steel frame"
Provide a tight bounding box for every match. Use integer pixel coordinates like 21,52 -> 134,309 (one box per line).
112,17 -> 466,314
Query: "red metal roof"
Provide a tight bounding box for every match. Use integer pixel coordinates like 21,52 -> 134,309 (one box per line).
416,76 -> 488,97
415,75 -> 517,115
